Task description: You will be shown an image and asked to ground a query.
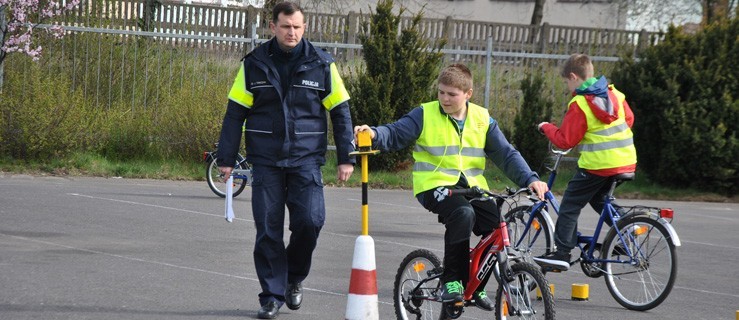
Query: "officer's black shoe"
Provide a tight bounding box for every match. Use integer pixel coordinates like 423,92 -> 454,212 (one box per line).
257,301 -> 280,319
285,282 -> 303,310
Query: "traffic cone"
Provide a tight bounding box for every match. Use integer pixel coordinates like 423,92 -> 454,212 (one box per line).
345,235 -> 379,320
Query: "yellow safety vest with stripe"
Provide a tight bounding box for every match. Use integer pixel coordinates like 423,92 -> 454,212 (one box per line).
227,63 -> 349,111
412,101 -> 490,195
572,86 -> 637,170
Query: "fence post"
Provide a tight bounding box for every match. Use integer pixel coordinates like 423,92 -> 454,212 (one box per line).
635,28 -> 649,58
443,15 -> 454,46
246,5 -> 258,53
484,36 -> 492,110
0,6 -> 5,93
538,22 -> 550,53
346,11 -> 358,60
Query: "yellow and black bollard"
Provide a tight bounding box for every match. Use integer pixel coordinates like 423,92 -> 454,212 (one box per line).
345,130 -> 381,320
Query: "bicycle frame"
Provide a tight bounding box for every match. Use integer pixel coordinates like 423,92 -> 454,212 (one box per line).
466,221 -> 510,300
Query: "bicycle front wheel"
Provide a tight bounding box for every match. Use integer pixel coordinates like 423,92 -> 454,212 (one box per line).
505,205 -> 553,259
393,249 -> 445,320
495,262 -> 555,320
206,154 -> 249,198
602,216 -> 677,311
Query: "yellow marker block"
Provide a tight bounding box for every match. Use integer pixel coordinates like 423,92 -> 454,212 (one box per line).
536,284 -> 555,300
357,130 -> 372,148
571,283 -> 589,301
735,310 -> 738,320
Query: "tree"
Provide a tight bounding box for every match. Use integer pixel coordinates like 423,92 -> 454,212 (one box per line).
0,0 -> 80,90
346,0 -> 445,171
620,0 -> 737,31
530,0 -> 546,26
510,72 -> 553,173
703,0 -> 736,24
610,16 -> 738,194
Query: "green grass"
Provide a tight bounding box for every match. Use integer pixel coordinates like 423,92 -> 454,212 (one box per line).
1,152 -> 735,203
0,152 -> 203,180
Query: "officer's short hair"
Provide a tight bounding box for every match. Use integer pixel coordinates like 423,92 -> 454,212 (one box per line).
561,54 -> 593,80
272,1 -> 303,23
438,63 -> 473,92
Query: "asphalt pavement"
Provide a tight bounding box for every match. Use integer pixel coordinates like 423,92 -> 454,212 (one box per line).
1,174 -> 738,319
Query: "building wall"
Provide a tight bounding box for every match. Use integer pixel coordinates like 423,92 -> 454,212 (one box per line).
297,0 -> 628,30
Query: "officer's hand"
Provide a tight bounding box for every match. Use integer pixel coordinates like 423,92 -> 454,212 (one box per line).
337,163 -> 354,182
219,166 -> 233,183
528,180 -> 549,200
353,125 -> 375,140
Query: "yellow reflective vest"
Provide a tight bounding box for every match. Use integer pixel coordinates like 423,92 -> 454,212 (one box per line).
572,86 -> 637,170
412,101 -> 490,195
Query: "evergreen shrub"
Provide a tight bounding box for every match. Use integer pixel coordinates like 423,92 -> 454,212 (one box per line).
346,0 -> 445,171
510,72 -> 554,173
611,18 -> 738,194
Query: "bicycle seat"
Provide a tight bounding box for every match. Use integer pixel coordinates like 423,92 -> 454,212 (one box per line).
613,172 -> 635,182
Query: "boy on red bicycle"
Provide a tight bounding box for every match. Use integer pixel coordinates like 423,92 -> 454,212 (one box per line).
354,64 -> 548,309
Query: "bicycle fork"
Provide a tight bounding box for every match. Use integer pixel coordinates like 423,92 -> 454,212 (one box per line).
497,221 -> 527,316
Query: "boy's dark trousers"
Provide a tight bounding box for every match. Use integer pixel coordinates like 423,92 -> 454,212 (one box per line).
553,168 -> 622,253
417,186 -> 499,288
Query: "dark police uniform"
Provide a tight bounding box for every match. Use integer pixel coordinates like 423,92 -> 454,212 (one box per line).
217,37 -> 355,306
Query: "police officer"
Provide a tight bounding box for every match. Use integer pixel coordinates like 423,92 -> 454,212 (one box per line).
216,2 -> 355,319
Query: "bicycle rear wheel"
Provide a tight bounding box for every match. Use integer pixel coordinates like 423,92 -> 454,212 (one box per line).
393,249 -> 445,320
206,154 -> 249,198
505,205 -> 553,259
495,262 -> 554,320
602,216 -> 677,311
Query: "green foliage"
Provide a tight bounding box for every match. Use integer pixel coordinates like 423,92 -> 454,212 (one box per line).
510,72 -> 554,173
0,34 -> 232,164
346,0 -> 445,171
611,18 -> 738,194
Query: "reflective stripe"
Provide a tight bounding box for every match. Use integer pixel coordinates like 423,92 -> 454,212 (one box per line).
321,63 -> 350,110
228,65 -> 253,108
592,122 -> 629,136
461,147 -> 486,157
464,168 -> 485,177
412,162 -> 484,178
414,145 -> 485,157
413,162 -> 460,176
245,129 -> 272,134
579,137 -> 634,152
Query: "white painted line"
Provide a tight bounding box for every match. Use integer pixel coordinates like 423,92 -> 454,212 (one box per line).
68,193 -> 441,252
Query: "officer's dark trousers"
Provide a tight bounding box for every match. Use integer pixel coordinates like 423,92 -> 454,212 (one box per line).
553,168 -> 622,254
251,164 -> 325,306
417,186 -> 499,290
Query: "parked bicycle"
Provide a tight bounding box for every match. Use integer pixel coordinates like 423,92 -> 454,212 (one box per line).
393,186 -> 555,320
203,142 -> 252,198
504,144 -> 680,311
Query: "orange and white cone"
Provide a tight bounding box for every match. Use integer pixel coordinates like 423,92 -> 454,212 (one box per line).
345,235 -> 379,320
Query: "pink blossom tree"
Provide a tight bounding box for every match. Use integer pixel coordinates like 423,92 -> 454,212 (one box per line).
1,0 -> 80,90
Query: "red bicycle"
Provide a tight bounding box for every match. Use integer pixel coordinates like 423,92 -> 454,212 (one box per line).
393,187 -> 555,320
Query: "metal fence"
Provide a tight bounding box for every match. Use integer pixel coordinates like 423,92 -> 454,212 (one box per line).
4,1 -> 661,126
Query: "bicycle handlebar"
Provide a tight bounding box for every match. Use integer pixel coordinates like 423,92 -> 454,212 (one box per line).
448,186 -> 531,199
548,141 -> 571,156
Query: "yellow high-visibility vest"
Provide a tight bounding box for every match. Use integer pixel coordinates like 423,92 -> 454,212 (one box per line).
572,85 -> 637,170
412,101 -> 490,195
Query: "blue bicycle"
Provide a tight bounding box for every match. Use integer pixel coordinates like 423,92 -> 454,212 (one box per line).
504,145 -> 680,311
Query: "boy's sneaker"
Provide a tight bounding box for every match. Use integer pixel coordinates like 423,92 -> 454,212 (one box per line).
440,280 -> 464,302
473,290 -> 493,311
533,251 -> 571,271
